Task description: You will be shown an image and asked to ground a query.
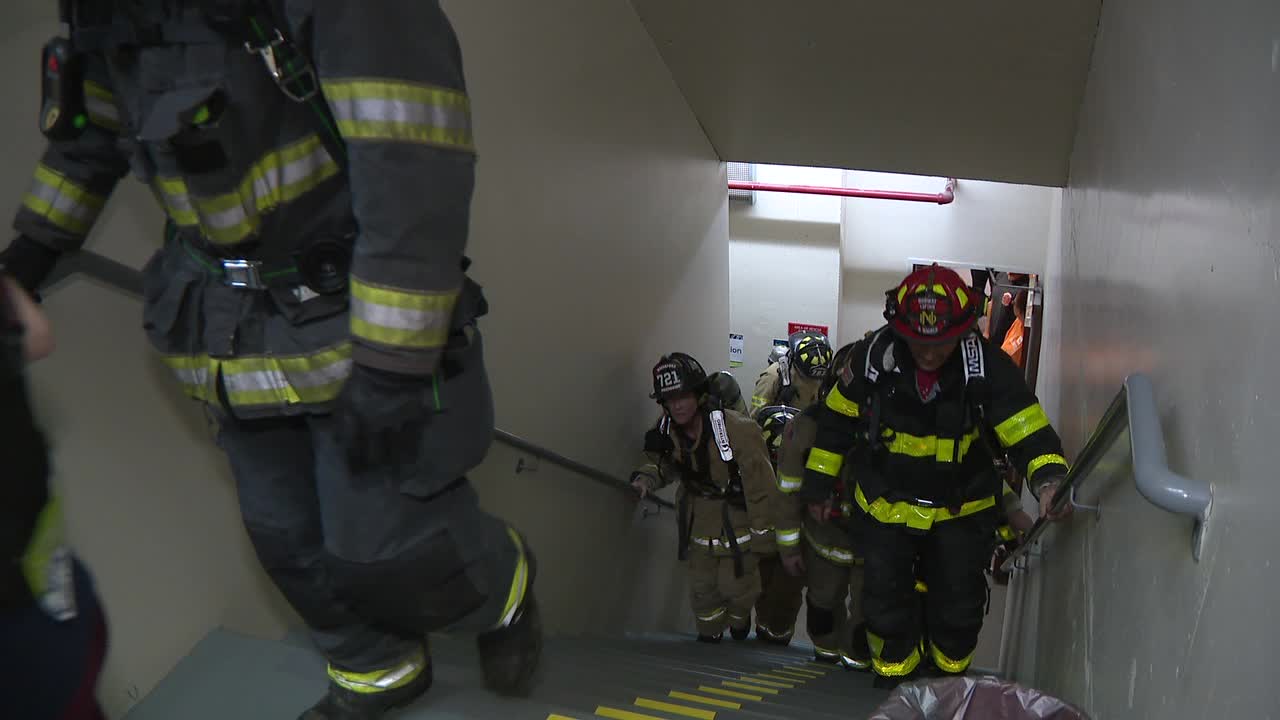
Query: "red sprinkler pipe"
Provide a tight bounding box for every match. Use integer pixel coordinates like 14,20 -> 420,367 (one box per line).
728,178 -> 956,205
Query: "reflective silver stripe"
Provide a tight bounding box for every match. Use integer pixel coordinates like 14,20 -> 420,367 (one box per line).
25,165 -> 104,233
221,358 -> 352,397
778,475 -> 803,491
169,366 -> 210,388
328,658 -> 424,692
814,645 -> 841,659
335,97 -> 471,132
350,297 -> 446,332
751,527 -> 773,537
199,141 -> 336,232
692,532 -> 754,550
803,526 -> 855,565
776,528 -> 801,546
323,79 -> 474,149
84,95 -> 118,125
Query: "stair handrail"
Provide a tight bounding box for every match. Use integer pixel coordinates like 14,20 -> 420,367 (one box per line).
1002,372 -> 1212,571
41,249 -> 672,511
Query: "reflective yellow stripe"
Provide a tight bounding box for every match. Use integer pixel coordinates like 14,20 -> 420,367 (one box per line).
161,344 -> 353,409
633,698 -> 715,720
738,676 -> 793,689
153,134 -> 339,245
1028,453 -> 1068,478
854,484 -> 996,531
805,448 -> 843,477
83,80 -> 120,131
497,528 -> 530,628
914,579 -> 929,594
777,473 -> 802,492
349,278 -> 458,350
668,691 -> 740,710
825,385 -> 860,417
722,681 -> 779,695
697,686 -> 762,702
772,669 -> 814,680
327,647 -> 427,694
994,403 -> 1051,446
696,607 -> 727,623
750,394 -> 768,411
867,629 -> 922,677
997,525 -> 1017,542
323,79 -> 474,150
839,652 -> 871,670
782,665 -> 824,676
595,707 -> 665,720
23,164 -> 106,234
19,497 -> 65,597
929,643 -> 974,673
802,525 -> 855,565
753,673 -> 801,684
884,427 -> 980,462
775,528 -> 801,547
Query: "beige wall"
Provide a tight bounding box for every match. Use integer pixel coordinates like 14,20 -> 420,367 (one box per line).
729,164 -> 843,383
3,0 -> 724,716
1025,0 -> 1280,715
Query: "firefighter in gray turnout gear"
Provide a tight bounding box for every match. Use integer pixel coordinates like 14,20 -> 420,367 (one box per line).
1,3 -> 539,717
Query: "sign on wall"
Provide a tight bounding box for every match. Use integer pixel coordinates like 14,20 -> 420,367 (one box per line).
787,322 -> 830,338
729,333 -> 745,368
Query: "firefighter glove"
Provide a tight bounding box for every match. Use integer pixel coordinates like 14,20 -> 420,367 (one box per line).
335,363 -> 437,473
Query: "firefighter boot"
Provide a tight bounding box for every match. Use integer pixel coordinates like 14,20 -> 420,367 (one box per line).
298,658 -> 433,720
476,547 -> 542,697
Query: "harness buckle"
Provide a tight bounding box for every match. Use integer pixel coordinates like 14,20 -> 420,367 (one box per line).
244,29 -> 318,103
221,259 -> 265,289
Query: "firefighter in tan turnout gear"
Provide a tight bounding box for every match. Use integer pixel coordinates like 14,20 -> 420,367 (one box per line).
751,331 -> 833,413
0,3 -> 538,718
631,353 -> 791,642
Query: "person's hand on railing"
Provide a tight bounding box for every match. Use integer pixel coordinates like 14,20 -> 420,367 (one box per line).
1037,477 -> 1074,522
629,470 -> 656,499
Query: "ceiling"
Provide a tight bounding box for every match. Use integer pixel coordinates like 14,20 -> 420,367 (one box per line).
629,0 -> 1102,187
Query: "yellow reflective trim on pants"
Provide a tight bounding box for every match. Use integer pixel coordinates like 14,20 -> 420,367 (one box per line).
929,642 -> 974,674
323,79 -> 474,151
633,698 -> 716,720
153,134 -> 340,245
854,484 -> 996,531
883,427 -> 979,462
1028,453 -> 1068,478
161,344 -> 353,409
327,647 -> 427,694
914,579 -> 929,594
777,473 -> 802,492
868,630 -> 922,678
824,385 -> 860,418
802,525 -> 855,565
350,278 -> 458,351
805,448 -> 843,477
995,403 -> 1051,447
19,496 -> 65,597
775,528 -> 801,547
497,528 -> 530,628
24,164 -> 106,235
696,607 -> 726,623
83,80 -> 120,131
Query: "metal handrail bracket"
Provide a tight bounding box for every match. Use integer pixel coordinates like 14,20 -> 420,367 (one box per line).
1003,372 -> 1213,570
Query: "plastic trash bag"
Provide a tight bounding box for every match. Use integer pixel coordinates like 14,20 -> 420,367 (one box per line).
868,676 -> 1091,720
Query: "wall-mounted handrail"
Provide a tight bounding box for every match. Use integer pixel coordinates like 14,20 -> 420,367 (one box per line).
1003,372 -> 1212,571
41,250 -> 671,510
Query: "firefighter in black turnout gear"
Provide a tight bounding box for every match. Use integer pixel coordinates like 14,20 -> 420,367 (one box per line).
1,3 -> 540,717
631,353 -> 791,642
802,265 -> 1071,686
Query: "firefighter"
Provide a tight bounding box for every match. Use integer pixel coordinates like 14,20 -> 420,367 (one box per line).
750,405 -> 808,647
0,4 -> 538,717
631,353 -> 790,643
802,264 -> 1071,688
751,331 -> 833,413
0,273 -> 111,720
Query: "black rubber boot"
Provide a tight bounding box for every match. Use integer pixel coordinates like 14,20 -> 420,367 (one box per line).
298,663 -> 433,720
696,633 -> 723,644
476,545 -> 542,697
729,625 -> 751,641
755,625 -> 793,646
840,622 -> 872,672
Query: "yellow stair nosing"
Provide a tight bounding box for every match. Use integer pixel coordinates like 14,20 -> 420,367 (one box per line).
722,680 -> 781,695
668,691 -> 742,710
633,697 -> 717,720
698,685 -> 765,701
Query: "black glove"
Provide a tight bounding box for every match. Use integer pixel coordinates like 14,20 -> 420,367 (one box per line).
643,426 -> 674,455
334,363 -> 437,473
0,236 -> 61,297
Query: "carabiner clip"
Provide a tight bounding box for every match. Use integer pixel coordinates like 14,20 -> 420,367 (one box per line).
244,29 -> 318,103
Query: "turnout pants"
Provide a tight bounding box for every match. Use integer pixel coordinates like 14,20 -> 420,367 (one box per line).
217,413 -> 529,674
802,518 -> 864,659
753,553 -> 805,642
687,549 -> 761,637
861,509 -> 995,678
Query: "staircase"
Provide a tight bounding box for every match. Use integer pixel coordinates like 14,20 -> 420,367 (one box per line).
123,629 -> 891,719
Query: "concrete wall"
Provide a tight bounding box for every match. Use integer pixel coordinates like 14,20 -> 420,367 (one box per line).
728,164 -> 842,383
1028,0 -> 1280,716
3,0 -> 725,715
